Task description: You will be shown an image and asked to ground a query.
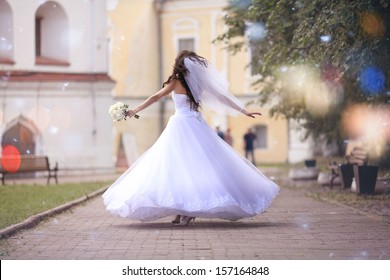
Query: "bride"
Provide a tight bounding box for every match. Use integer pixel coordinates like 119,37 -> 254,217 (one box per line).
102,50 -> 279,226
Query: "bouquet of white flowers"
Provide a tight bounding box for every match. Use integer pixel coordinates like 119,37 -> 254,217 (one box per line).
108,102 -> 139,121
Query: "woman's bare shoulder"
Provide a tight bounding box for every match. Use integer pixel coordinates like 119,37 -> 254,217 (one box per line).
172,78 -> 187,94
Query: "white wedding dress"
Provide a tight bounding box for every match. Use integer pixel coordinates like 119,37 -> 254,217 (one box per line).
102,92 -> 279,222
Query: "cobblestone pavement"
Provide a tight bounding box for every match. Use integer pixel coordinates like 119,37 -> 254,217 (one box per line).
1,174 -> 390,260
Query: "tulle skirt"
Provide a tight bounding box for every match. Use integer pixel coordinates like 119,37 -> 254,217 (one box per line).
102,113 -> 279,222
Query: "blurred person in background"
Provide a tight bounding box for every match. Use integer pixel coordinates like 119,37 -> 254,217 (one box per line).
244,128 -> 256,165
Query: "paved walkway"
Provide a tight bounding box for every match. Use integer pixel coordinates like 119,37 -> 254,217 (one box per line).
1,173 -> 390,260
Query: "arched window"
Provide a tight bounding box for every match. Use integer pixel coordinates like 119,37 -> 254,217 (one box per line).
35,1 -> 69,66
173,17 -> 199,53
0,0 -> 14,64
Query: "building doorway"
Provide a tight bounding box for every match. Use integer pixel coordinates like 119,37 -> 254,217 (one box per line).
1,115 -> 39,155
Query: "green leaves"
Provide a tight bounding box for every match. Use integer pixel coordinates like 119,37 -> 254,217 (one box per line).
216,0 -> 390,159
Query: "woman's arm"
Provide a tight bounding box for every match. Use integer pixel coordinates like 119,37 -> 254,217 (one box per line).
126,80 -> 175,118
215,94 -> 262,118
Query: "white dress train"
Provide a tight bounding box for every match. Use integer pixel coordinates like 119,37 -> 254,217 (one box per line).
102,92 -> 279,222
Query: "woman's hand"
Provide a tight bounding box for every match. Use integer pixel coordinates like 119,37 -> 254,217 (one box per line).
239,108 -> 262,118
244,111 -> 262,118
126,110 -> 140,119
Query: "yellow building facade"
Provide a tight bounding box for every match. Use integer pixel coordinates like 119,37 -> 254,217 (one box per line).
107,0 -> 288,167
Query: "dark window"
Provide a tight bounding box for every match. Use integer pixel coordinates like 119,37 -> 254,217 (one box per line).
178,38 -> 195,52
254,125 -> 267,149
35,17 -> 42,56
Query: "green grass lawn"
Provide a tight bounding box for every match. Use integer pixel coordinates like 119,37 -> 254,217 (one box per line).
0,181 -> 112,229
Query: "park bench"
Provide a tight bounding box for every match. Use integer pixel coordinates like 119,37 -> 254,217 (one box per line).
0,155 -> 58,185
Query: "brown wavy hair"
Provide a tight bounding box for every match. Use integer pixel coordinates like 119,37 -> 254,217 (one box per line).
163,50 -> 207,111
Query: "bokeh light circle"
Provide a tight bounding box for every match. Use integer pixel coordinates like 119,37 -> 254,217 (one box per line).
341,105 -> 390,159
1,145 -> 21,173
360,12 -> 385,38
358,66 -> 386,96
246,22 -> 267,41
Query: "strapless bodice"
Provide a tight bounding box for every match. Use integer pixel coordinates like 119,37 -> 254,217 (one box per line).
172,92 -> 202,119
